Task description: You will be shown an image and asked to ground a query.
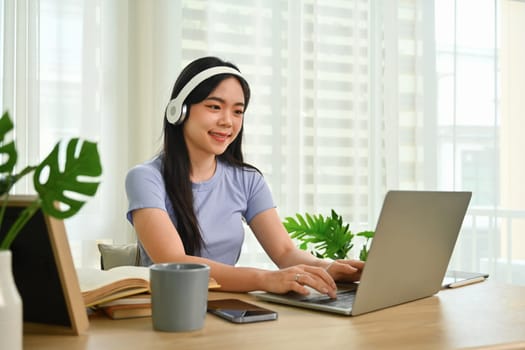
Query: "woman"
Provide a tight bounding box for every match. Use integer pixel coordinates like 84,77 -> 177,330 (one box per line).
126,56 -> 364,298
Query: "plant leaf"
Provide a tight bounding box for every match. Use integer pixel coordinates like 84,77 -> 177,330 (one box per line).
357,230 -> 375,239
359,244 -> 369,261
33,138 -> 102,219
297,213 -> 309,228
283,209 -> 360,260
0,111 -> 17,176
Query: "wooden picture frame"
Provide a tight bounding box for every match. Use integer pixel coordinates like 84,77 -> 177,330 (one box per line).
0,195 -> 89,335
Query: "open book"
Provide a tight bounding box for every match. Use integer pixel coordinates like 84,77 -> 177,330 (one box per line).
77,265 -> 221,307
76,266 -> 150,307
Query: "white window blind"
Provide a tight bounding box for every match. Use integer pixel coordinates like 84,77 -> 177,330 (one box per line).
2,0 -> 524,284
172,0 -> 379,267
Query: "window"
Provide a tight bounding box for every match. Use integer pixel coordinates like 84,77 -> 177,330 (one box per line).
2,0 -> 524,284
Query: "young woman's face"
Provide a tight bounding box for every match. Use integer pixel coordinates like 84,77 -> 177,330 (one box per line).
183,77 -> 245,159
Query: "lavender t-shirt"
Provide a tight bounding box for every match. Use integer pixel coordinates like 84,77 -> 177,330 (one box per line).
125,156 -> 275,266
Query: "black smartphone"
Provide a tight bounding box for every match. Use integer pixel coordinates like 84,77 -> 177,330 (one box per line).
207,299 -> 278,323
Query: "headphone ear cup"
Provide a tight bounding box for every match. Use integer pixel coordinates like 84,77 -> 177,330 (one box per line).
179,104 -> 188,124
166,99 -> 181,124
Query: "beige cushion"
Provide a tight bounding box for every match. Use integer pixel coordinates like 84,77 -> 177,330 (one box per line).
97,243 -> 140,270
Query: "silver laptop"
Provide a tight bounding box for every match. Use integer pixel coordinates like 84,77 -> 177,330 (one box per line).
255,190 -> 472,316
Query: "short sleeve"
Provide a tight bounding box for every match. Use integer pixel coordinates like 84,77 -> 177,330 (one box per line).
125,161 -> 167,224
243,170 -> 275,223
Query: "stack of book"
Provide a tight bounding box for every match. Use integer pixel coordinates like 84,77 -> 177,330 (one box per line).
98,293 -> 152,319
76,265 -> 220,319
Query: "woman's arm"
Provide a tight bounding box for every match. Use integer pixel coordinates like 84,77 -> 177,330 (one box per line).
132,207 -> 337,296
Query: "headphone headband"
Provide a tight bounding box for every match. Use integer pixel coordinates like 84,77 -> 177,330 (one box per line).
166,66 -> 245,125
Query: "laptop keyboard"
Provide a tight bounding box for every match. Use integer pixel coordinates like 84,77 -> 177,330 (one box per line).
299,289 -> 356,307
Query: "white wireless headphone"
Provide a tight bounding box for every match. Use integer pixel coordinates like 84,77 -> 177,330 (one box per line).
165,66 -> 245,125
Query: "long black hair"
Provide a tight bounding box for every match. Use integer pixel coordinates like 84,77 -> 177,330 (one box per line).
162,56 -> 255,256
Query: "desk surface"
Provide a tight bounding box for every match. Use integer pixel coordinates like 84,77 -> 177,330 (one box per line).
24,281 -> 525,350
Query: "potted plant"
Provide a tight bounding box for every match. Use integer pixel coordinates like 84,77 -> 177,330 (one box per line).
0,110 -> 102,350
283,209 -> 374,261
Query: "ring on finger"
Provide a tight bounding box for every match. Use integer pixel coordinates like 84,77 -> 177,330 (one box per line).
294,273 -> 303,282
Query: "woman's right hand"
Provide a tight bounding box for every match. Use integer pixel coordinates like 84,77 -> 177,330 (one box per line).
262,264 -> 337,298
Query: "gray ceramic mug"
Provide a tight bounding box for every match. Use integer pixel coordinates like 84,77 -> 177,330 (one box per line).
150,263 -> 210,332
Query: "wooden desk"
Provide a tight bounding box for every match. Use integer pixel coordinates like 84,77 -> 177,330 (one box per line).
24,281 -> 525,350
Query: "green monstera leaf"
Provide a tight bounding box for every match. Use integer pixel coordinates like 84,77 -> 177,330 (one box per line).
0,111 -> 18,194
0,110 -> 103,249
34,138 -> 102,219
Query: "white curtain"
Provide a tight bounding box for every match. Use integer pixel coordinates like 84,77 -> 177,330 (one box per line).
2,0 -> 524,285
1,0 -> 132,266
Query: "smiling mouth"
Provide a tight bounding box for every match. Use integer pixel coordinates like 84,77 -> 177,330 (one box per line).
209,131 -> 230,142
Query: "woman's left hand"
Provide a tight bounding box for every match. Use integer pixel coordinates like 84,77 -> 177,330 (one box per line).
324,259 -> 365,282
